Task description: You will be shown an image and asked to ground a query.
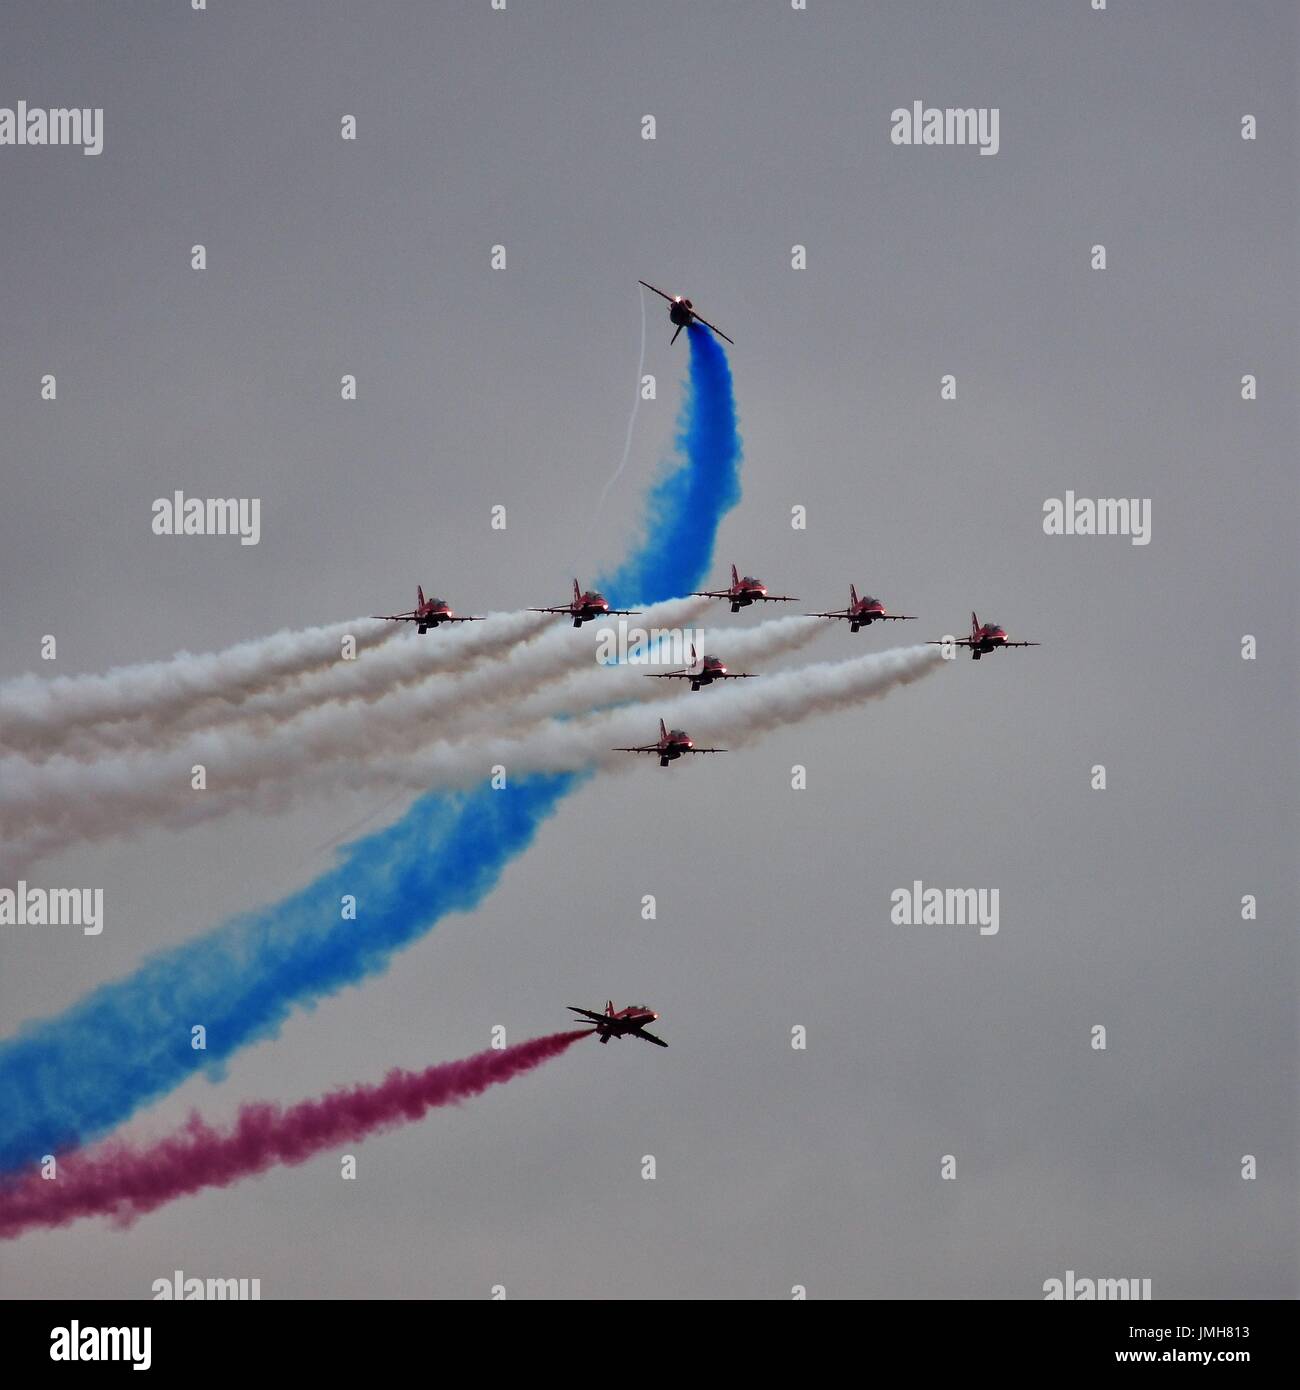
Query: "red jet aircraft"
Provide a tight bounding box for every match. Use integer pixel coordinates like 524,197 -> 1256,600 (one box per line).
614,718 -> 727,767
929,611 -> 1041,660
373,586 -> 485,634
694,563 -> 798,613
568,1000 -> 668,1047
645,643 -> 756,692
530,578 -> 639,628
638,281 -> 734,346
807,584 -> 918,633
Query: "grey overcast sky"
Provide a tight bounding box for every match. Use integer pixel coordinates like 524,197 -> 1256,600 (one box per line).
1,1 -> 1295,1299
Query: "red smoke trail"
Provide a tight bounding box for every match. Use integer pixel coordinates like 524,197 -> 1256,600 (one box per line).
0,1030 -> 590,1239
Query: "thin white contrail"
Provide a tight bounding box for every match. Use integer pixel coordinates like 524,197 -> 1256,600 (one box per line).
13,609 -> 554,762
590,282 -> 647,532
0,598 -> 710,860
0,616 -> 397,757
2,645 -> 942,871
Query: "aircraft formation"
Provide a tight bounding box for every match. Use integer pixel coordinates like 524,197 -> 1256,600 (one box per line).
372,562 -> 1039,795
375,567 -> 1034,654
385,284 -> 1041,1053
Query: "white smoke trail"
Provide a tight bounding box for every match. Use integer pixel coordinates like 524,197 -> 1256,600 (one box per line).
493,611 -> 826,734
0,617 -> 396,757
0,598 -> 710,861
13,609 -> 554,762
0,608 -> 553,761
300,610 -> 821,864
2,645 -> 941,871
166,607 -> 554,734
381,643 -> 945,787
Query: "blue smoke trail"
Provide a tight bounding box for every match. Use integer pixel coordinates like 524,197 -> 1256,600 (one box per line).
598,327 -> 741,608
0,327 -> 741,1174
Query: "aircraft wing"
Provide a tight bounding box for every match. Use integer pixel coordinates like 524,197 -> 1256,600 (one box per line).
638,280 -> 674,303
682,746 -> 727,754
372,611 -> 419,622
691,589 -> 731,599
612,744 -> 661,753
567,1006 -> 609,1024
827,612 -> 921,621
644,671 -> 692,679
441,615 -> 485,622
752,593 -> 798,602
999,641 -> 1040,647
692,314 -> 735,346
715,672 -> 756,679
928,638 -> 974,647
633,1028 -> 669,1048
530,606 -> 642,617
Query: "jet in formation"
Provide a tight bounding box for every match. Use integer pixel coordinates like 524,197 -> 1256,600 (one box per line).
694,563 -> 798,613
806,583 -> 917,633
645,643 -> 756,691
568,1001 -> 668,1048
531,578 -> 639,628
638,280 -> 734,346
614,718 -> 727,766
930,611 -> 1040,660
373,586 -> 484,634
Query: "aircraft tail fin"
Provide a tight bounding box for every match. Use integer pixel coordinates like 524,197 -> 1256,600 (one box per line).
606,1000 -> 615,1016
573,578 -> 581,605
730,562 -> 739,587
418,585 -> 425,608
971,611 -> 979,637
850,583 -> 859,607
670,324 -> 683,345
659,718 -> 668,741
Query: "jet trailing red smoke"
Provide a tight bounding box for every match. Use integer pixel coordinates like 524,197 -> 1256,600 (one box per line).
0,1031 -> 591,1239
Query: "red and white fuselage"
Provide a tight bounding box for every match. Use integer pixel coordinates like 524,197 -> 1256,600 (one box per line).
373,585 -> 484,634
531,579 -> 639,628
567,1000 -> 668,1047
695,563 -> 798,613
927,611 -> 1040,660
806,583 -> 918,632
657,724 -> 699,761
613,717 -> 728,766
646,643 -> 757,691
